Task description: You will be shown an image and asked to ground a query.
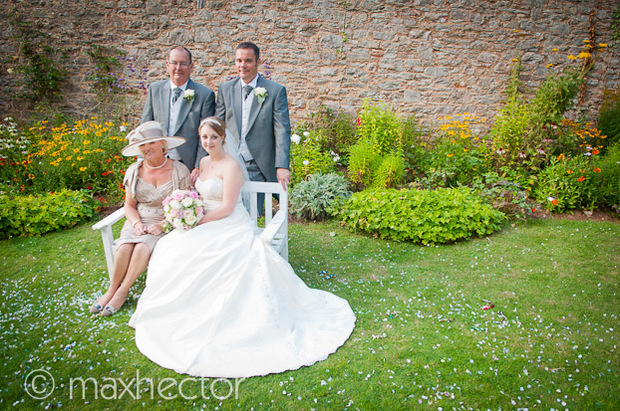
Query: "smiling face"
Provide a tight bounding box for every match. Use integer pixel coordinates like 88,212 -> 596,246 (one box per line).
139,140 -> 166,163
200,125 -> 225,155
166,47 -> 193,87
235,47 -> 260,84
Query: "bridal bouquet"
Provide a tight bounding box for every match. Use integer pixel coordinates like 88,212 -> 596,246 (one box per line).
162,189 -> 205,231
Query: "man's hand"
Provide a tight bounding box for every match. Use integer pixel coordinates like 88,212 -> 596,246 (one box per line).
190,167 -> 201,183
276,168 -> 290,191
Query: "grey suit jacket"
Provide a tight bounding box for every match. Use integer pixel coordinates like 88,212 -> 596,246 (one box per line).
214,75 -> 291,182
141,79 -> 215,169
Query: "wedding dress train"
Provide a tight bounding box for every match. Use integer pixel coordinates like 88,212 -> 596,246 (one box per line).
129,177 -> 356,378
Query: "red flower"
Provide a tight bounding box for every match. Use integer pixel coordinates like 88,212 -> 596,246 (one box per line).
356,117 -> 361,126
577,176 -> 585,182
592,148 -> 600,155
551,199 -> 559,206
101,170 -> 113,176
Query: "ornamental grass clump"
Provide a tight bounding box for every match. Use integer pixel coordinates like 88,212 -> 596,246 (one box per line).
290,173 -> 351,221
333,187 -> 506,244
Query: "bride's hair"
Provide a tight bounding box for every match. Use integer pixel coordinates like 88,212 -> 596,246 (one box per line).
199,117 -> 226,143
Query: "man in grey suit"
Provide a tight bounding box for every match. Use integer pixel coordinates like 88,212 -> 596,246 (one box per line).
215,42 -> 291,191
141,46 -> 215,175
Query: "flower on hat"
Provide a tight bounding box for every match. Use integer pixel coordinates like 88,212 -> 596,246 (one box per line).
183,89 -> 195,102
254,87 -> 268,104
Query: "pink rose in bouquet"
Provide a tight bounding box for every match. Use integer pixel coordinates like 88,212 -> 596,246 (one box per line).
162,189 -> 205,231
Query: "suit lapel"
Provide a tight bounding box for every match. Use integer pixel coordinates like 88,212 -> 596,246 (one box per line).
232,79 -> 243,139
160,84 -> 171,132
172,80 -> 195,136
245,76 -> 265,137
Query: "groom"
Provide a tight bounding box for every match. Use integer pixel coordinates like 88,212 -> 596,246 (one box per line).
141,46 -> 215,175
215,41 -> 291,191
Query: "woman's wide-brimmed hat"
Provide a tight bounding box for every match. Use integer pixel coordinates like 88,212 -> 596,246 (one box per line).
121,121 -> 186,157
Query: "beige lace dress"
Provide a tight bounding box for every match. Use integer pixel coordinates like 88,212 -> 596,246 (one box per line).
116,159 -> 192,252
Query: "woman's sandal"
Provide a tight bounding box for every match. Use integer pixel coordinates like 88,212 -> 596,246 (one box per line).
101,305 -> 118,317
89,302 -> 104,314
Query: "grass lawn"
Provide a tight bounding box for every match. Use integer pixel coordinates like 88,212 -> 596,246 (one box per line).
0,217 -> 618,409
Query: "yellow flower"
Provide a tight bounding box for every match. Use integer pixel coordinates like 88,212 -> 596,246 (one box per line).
568,55 -> 577,60
80,167 -> 87,172
577,52 -> 591,59
73,148 -> 80,153
552,48 -> 558,51
447,153 -> 453,157
583,40 -> 590,43
77,156 -> 84,160
83,140 -> 90,145
546,63 -> 553,68
599,43 -> 608,48
512,58 -> 519,62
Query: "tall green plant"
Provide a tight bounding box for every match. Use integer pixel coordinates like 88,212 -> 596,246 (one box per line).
347,101 -> 406,189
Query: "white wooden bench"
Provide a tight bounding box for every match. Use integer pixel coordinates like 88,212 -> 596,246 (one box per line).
92,181 -> 288,281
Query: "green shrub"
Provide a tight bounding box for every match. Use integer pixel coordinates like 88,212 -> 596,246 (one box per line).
371,152 -> 405,188
290,173 -> 351,221
290,131 -> 336,186
304,105 -> 358,158
597,89 -> 620,148
532,151 -> 611,213
471,172 -> 539,220
490,59 -> 585,172
0,189 -> 100,239
332,187 -> 506,244
417,114 -> 491,187
347,101 -> 408,190
347,138 -> 380,188
590,142 -> 620,208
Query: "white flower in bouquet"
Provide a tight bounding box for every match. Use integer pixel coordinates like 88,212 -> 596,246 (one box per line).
162,189 -> 205,232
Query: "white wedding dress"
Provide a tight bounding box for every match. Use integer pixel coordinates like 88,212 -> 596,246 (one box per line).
128,177 -> 356,378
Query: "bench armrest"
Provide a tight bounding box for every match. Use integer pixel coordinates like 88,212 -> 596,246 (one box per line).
92,208 -> 126,231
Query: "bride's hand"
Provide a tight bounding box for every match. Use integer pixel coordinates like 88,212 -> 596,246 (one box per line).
190,167 -> 201,183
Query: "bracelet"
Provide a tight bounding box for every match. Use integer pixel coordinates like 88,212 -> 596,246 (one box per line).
132,220 -> 141,228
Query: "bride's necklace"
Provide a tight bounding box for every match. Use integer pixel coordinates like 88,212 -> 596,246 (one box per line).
143,158 -> 168,170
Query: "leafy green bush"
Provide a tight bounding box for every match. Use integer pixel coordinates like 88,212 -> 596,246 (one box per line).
590,142 -> 620,208
471,172 -> 539,220
0,189 -> 100,239
347,138 -> 380,188
290,173 -> 351,221
532,151 -> 611,213
417,114 -> 491,187
303,105 -> 358,159
347,101 -> 406,189
490,60 -> 584,172
332,187 -> 506,244
290,131 -> 337,186
597,89 -> 620,148
371,152 -> 405,188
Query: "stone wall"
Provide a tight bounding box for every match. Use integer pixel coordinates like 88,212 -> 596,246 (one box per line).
1,0 -> 618,128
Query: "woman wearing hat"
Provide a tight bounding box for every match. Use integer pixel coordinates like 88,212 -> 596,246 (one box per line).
90,121 -> 192,316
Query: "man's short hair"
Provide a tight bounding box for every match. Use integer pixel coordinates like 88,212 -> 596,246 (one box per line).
235,42 -> 260,61
169,46 -> 192,64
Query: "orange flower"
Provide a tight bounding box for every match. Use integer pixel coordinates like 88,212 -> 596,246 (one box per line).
567,169 -> 573,174
577,176 -> 585,182
552,199 -> 559,206
592,148 -> 600,155
593,167 -> 601,173
556,153 -> 564,161
102,170 -> 113,176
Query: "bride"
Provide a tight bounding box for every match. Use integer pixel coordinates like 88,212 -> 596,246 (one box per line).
129,117 -> 356,378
